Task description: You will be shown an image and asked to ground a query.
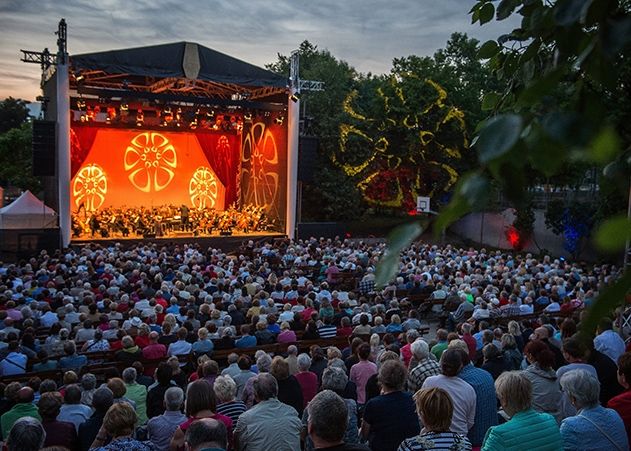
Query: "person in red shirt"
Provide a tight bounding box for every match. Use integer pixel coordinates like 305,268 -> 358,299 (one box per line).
142,331 -> 167,360
608,351 -> 631,448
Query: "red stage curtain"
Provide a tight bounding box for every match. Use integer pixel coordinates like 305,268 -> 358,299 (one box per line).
195,132 -> 240,207
70,126 -> 99,178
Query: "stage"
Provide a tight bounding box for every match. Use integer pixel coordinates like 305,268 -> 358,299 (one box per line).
71,231 -> 286,253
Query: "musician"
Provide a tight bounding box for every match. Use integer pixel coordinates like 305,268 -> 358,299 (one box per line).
180,204 -> 190,231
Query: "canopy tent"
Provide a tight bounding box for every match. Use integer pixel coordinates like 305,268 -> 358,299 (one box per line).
0,191 -> 57,229
70,42 -> 287,96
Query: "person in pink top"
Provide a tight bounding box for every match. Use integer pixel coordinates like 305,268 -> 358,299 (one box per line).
142,331 -> 167,360
294,353 -> 319,408
277,321 -> 297,343
350,343 -> 378,405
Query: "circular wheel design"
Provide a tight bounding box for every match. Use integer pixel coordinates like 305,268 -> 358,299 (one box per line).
124,132 -> 177,192
189,167 -> 218,209
241,122 -> 278,209
72,164 -> 107,211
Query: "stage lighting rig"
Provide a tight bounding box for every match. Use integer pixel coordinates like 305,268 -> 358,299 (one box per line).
274,115 -> 285,125
136,109 -> 144,126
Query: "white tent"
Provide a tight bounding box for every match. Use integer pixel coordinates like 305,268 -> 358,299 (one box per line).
0,191 -> 57,229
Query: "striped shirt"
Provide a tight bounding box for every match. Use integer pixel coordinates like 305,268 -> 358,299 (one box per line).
216,400 -> 246,425
317,325 -> 337,339
398,432 -> 472,451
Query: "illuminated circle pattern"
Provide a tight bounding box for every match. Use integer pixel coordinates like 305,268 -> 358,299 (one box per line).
124,132 -> 177,192
72,164 -> 108,211
241,122 -> 279,210
189,167 -> 218,209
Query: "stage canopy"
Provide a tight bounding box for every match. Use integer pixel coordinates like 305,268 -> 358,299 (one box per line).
69,42 -> 287,101
0,191 -> 57,229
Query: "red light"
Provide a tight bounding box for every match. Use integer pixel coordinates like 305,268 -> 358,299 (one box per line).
506,227 -> 521,249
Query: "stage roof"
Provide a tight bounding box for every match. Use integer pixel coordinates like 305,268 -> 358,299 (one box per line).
69,42 -> 287,101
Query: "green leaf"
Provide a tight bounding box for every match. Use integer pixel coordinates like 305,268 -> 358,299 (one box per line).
478,40 -> 500,59
434,195 -> 471,239
603,16 -> 631,58
481,92 -> 501,111
589,126 -> 620,163
554,0 -> 593,26
581,270 -> 631,335
476,114 -> 524,164
460,172 -> 491,210
479,2 -> 495,25
594,215 -> 631,252
497,0 -> 519,20
375,222 -> 423,288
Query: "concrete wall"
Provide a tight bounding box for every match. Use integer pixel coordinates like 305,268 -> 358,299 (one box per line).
450,208 -> 600,260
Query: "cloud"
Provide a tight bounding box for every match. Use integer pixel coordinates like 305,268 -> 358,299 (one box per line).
0,0 -> 518,100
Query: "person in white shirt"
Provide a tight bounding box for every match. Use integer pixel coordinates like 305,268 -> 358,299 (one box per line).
168,327 -> 192,357
593,317 -> 626,363
422,348 -> 476,435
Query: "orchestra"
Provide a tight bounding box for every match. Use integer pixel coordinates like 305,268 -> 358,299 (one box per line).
70,203 -> 269,239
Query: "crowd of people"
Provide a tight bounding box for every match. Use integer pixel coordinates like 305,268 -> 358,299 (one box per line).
0,237 -> 629,451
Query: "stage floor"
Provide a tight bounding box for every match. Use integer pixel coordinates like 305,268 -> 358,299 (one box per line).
71,232 -> 285,253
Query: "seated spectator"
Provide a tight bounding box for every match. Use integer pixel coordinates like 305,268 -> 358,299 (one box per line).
167,327 -> 192,357
295,353 -> 318,408
501,333 -> 522,371
594,317 -> 626,364
235,325 -> 257,348
234,373 -> 302,450
6,417 -> 46,451
408,339 -> 441,394
38,391 -> 77,450
142,331 -> 167,360
77,375 -> 97,408
1,387 -> 41,439
352,314 -> 372,336
115,336 -> 142,367
89,402 -> 153,451
33,349 -> 58,372
58,384 -> 92,431
0,341 -> 28,376
430,329 -> 449,360
277,321 -> 297,343
399,387 -> 472,451
122,367 -> 148,424
523,340 -> 562,422
214,375 -> 246,426
184,418 -> 228,451
78,387 -> 113,451
560,369 -> 628,450
271,356 -> 304,416
169,380 -> 233,450
233,356 -> 256,399
482,371 -> 562,451
81,329 -> 110,353
361,360 -> 420,451
422,348 -> 476,435
286,345 -> 299,374
255,321 -> 275,345
371,316 -> 386,334
192,327 -> 214,356
306,390 -> 368,451
338,317 -> 354,336
350,343 -> 377,406
147,387 -> 186,451
481,344 -> 508,380
303,320 -> 320,340
317,317 -> 337,339
609,352 -> 631,446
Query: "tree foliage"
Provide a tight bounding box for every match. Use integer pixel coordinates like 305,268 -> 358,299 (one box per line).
434,0 -> 631,331
0,97 -> 30,134
0,122 -> 41,193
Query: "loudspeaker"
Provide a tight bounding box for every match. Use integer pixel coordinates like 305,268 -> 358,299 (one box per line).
298,136 -> 318,183
32,120 -> 56,177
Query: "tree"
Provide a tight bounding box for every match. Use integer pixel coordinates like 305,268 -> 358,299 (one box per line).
428,0 -> 631,332
0,122 -> 41,193
0,97 -> 30,133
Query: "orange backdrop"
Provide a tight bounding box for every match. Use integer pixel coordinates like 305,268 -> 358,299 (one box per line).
70,128 -> 226,212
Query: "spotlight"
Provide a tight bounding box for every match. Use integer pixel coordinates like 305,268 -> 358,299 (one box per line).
290,92 -> 301,103
244,112 -> 253,123
75,74 -> 84,82
120,102 -> 129,112
274,115 -> 285,125
136,109 -> 144,127
106,106 -> 116,124
175,107 -> 182,127
76,99 -> 86,110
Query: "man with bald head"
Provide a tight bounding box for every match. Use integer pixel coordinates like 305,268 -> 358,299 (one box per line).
1,387 -> 41,439
142,331 -> 167,360
184,418 -> 227,451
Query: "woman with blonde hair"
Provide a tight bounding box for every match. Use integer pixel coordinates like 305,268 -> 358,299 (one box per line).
482,371 -> 562,450
90,402 -> 152,451
398,387 -> 471,450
